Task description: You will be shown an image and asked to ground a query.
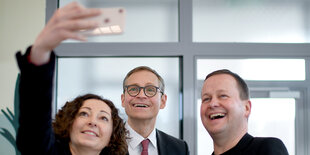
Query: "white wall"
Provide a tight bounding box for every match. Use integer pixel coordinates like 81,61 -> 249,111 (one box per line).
0,0 -> 45,154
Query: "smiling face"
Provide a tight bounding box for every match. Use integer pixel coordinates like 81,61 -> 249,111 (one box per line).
200,74 -> 251,139
70,99 -> 113,152
121,70 -> 167,122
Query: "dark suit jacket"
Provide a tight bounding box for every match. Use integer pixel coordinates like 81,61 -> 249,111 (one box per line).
156,129 -> 189,155
125,129 -> 190,155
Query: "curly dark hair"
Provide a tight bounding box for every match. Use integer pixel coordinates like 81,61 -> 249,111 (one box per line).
52,94 -> 128,155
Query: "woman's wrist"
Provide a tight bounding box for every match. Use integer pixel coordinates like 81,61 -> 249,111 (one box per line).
29,45 -> 51,66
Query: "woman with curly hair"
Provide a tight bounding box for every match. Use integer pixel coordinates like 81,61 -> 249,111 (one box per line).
16,2 -> 127,155
53,94 -> 128,155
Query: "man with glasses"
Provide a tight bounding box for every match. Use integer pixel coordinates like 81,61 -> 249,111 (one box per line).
121,66 -> 189,155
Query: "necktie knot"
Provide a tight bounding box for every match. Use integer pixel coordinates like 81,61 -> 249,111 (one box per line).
141,139 -> 150,155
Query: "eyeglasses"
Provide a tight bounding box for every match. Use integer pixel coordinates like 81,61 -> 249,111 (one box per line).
124,85 -> 163,97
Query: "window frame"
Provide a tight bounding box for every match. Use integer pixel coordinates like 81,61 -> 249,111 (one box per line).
248,87 -> 306,155
47,0 -> 310,154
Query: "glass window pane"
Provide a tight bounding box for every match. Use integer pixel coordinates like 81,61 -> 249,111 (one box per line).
59,0 -> 178,42
196,98 -> 295,155
249,98 -> 295,155
197,59 -> 305,81
193,0 -> 310,43
57,57 -> 181,138
196,99 -> 213,155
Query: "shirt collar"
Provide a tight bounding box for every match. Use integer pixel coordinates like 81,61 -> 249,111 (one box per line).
126,123 -> 157,150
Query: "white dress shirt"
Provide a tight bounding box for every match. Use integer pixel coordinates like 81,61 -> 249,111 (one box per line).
126,123 -> 158,155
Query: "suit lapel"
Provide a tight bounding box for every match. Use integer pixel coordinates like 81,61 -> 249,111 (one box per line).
156,129 -> 166,155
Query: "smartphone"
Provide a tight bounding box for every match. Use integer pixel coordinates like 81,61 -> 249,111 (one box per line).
79,7 -> 126,36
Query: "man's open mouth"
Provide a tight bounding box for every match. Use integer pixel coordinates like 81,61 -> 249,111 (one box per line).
209,113 -> 225,120
133,104 -> 149,108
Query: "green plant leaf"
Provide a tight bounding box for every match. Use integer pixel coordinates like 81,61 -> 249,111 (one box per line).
13,74 -> 20,132
0,128 -> 15,148
1,109 -> 14,126
0,74 -> 21,155
0,128 -> 20,155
